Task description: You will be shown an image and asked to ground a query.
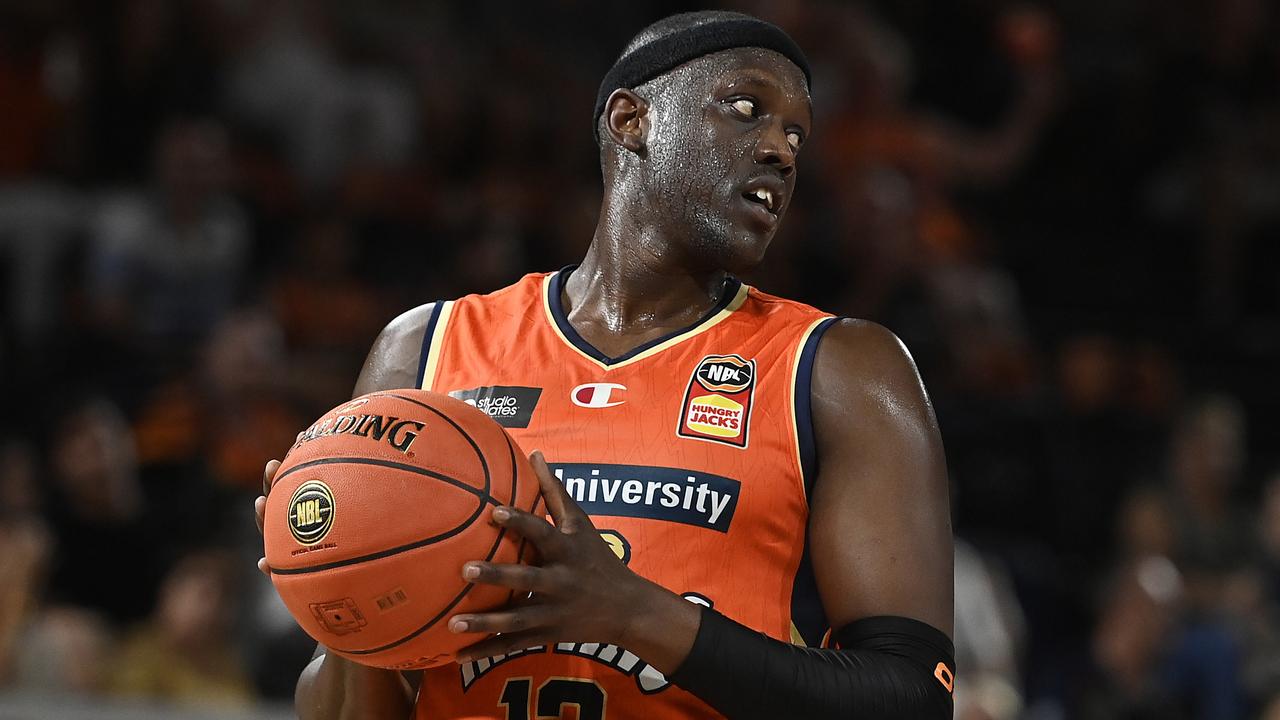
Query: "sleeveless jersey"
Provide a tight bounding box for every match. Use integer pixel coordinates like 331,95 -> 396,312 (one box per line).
414,267 -> 837,720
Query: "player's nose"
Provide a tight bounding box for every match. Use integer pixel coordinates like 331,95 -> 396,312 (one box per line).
752,120 -> 795,177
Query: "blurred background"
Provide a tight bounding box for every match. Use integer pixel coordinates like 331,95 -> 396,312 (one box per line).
0,0 -> 1277,718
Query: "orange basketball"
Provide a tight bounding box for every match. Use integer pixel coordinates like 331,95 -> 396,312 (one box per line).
263,389 -> 541,670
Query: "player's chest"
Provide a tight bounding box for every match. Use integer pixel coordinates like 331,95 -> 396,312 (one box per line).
435,343 -> 780,457
431,347 -> 803,544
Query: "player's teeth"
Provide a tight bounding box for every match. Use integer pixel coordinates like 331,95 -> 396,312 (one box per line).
753,189 -> 774,210
749,187 -> 776,211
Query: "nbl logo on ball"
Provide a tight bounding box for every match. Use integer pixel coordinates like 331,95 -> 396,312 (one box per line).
288,480 -> 335,545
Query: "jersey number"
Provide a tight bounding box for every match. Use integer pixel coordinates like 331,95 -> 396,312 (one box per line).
499,677 -> 605,719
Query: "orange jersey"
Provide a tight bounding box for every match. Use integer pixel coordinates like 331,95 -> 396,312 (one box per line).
414,268 -> 837,720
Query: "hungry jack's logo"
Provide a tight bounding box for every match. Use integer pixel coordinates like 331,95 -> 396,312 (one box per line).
677,354 -> 756,448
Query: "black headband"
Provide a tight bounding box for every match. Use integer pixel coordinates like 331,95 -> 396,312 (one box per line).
594,17 -> 812,140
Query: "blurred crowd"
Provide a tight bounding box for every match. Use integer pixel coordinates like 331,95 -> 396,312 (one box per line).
0,1 -> 1278,718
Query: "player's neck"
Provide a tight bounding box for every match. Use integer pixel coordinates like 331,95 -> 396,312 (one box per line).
564,224 -> 729,346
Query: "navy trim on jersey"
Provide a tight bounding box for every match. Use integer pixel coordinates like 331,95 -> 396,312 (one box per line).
795,316 -> 839,497
414,302 -> 444,389
790,544 -> 827,647
547,265 -> 744,366
789,315 -> 839,647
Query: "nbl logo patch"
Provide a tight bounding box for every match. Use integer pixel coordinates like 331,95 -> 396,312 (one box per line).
677,354 -> 756,448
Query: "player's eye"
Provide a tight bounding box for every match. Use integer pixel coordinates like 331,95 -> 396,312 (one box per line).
729,98 -> 757,118
786,131 -> 803,153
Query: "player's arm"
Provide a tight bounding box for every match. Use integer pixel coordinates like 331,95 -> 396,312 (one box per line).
668,318 -> 956,718
267,304 -> 435,720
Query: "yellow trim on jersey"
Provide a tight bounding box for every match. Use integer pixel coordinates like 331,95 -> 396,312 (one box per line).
420,300 -> 455,391
540,273 -> 751,372
790,621 -> 807,646
788,316 -> 831,505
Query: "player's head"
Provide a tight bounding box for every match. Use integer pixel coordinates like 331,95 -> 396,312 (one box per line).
595,11 -> 812,273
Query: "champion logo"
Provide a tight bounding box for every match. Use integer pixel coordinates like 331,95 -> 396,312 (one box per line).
572,383 -> 626,408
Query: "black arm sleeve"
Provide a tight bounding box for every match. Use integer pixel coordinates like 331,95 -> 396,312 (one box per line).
669,608 -> 955,720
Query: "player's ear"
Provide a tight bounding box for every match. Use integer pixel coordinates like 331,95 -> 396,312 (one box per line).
604,88 -> 648,154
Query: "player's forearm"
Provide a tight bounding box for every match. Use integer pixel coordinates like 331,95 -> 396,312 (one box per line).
296,649 -> 414,720
613,580 -> 703,675
670,608 -> 956,719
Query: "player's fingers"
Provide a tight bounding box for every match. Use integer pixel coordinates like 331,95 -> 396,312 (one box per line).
529,450 -> 590,529
508,591 -> 539,607
257,557 -> 269,576
454,629 -> 552,664
254,495 -> 266,534
461,561 -> 554,594
262,459 -> 282,496
489,506 -> 568,558
448,604 -> 555,637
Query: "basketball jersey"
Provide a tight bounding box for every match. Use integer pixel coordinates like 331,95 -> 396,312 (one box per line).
414,267 -> 837,720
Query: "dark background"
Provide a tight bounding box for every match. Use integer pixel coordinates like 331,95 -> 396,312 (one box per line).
1,1 -> 1278,718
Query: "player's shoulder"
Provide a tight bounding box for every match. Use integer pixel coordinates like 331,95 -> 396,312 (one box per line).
449,270 -> 554,318
382,272 -> 551,339
743,283 -> 826,315
382,302 -> 437,339
732,290 -> 927,421
353,303 -> 438,394
819,318 -> 911,362
472,271 -> 551,299
811,318 -> 928,414
356,272 -> 554,393
741,283 -> 832,330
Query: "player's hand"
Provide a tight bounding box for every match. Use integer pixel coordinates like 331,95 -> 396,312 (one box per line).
254,459 -> 282,576
448,451 -> 675,662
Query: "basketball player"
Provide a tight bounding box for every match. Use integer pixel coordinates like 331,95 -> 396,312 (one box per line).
257,11 -> 954,719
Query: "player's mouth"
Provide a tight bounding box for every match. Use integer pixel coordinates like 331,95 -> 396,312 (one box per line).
739,177 -> 785,227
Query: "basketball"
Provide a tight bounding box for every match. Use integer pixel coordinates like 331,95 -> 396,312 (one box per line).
263,389 -> 542,670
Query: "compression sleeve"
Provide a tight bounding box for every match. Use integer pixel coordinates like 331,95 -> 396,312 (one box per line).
669,608 -> 955,719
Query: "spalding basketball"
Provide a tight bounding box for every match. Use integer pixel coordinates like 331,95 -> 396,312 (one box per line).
264,389 -> 541,670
